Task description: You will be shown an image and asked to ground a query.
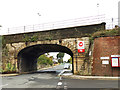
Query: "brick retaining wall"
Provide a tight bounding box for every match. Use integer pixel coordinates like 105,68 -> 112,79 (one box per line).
92,36 -> 120,76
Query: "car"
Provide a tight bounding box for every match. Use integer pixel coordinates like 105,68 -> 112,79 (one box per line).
64,63 -> 70,69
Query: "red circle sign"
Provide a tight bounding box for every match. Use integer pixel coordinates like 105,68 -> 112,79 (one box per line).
79,42 -> 83,47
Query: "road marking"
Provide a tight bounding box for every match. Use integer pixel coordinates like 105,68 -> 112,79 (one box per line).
57,82 -> 62,86
64,85 -> 67,90
64,81 -> 68,90
0,84 -> 8,88
60,76 -> 62,80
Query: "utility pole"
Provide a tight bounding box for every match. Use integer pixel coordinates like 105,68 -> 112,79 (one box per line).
37,13 -> 41,24
112,18 -> 114,29
97,3 -> 100,23
37,13 -> 41,16
97,3 -> 99,16
0,25 -> 2,31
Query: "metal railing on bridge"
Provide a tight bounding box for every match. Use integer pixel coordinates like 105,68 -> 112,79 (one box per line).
5,15 -> 106,35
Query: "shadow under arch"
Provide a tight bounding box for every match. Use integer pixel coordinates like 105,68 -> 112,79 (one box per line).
17,44 -> 73,73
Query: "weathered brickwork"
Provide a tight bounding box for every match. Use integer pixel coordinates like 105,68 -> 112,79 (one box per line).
92,36 -> 120,76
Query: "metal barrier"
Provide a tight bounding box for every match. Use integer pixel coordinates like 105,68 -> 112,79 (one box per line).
3,15 -> 106,35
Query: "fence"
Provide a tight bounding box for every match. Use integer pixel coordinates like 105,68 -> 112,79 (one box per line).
3,14 -> 120,35
106,18 -> 120,29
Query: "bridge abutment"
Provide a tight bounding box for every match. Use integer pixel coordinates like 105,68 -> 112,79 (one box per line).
2,37 -> 91,75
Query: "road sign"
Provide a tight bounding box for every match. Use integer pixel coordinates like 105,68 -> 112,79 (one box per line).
79,42 -> 83,47
111,55 -> 120,67
77,41 -> 85,53
111,57 -> 119,67
78,49 -> 85,53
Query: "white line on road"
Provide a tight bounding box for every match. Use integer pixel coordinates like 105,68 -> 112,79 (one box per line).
57,82 -> 62,86
0,84 -> 8,88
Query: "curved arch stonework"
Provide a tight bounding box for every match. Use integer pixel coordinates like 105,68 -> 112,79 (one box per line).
4,37 -> 90,74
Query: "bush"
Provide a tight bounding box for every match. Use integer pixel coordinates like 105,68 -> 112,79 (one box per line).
37,54 -> 53,66
23,34 -> 38,42
92,29 -> 119,38
0,62 -> 16,73
6,63 -> 16,72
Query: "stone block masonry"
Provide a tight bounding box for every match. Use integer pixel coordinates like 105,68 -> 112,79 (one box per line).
2,37 -> 91,75
2,23 -> 105,75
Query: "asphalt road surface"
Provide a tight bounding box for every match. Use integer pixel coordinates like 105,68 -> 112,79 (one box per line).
1,64 -> 119,89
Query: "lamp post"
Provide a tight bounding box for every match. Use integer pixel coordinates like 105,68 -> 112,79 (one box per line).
37,13 -> 41,16
97,3 -> 99,16
0,25 -> 1,31
37,13 -> 41,24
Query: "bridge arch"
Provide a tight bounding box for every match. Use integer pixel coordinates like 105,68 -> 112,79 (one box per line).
17,44 -> 73,73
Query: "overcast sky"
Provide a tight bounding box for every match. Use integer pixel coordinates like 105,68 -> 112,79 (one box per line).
0,0 -> 120,60
0,0 -> 120,29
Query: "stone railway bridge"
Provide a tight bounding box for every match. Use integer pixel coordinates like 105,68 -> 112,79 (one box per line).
2,23 -> 105,75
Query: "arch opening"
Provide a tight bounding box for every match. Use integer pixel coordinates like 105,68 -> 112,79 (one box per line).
17,44 -> 73,73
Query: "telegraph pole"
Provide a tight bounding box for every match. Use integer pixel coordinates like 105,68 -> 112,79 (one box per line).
97,3 -> 99,16
112,18 -> 114,29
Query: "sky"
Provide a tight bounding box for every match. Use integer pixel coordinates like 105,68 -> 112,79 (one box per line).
0,0 -> 120,61
0,0 -> 120,31
46,52 -> 71,62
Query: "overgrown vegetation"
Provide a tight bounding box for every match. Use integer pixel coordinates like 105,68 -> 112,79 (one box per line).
0,62 -> 16,73
1,36 -> 6,48
23,34 -> 38,42
93,28 -> 119,37
93,28 -> 119,38
44,37 -> 53,40
68,57 -> 72,64
89,28 -> 120,44
57,52 -> 64,63
37,54 -> 53,69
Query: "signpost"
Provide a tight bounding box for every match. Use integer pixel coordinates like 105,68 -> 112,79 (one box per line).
111,55 -> 120,67
111,58 -> 119,67
77,41 -> 85,53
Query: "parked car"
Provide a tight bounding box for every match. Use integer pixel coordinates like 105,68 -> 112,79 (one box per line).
64,63 -> 70,69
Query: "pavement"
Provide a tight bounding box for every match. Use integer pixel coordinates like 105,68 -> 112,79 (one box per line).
0,64 -> 58,77
61,75 -> 120,80
1,64 -> 120,80
0,73 -> 19,77
1,72 -> 120,80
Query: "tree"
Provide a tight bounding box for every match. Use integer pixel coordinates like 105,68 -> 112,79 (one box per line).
68,57 -> 72,64
37,54 -> 53,66
57,52 -> 64,63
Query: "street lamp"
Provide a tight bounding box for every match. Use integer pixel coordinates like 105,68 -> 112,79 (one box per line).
97,3 -> 99,16
37,13 -> 42,24
37,13 -> 41,16
0,25 -> 2,31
